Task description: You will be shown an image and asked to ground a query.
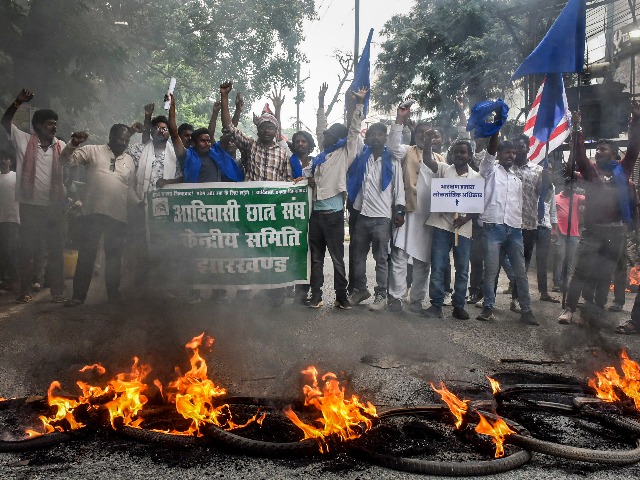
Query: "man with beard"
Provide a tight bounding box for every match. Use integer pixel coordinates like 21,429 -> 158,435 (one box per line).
508,134 -> 559,310
58,124 -> 136,306
305,85 -> 365,309
477,126 -> 538,325
424,140 -> 481,320
1,89 -> 67,304
348,122 -> 406,311
126,95 -> 181,290
387,105 -> 447,314
560,105 -> 640,328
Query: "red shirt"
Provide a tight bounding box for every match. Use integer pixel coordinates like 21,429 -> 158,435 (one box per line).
555,191 -> 585,236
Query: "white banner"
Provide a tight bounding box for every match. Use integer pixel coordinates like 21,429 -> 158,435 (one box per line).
430,178 -> 485,213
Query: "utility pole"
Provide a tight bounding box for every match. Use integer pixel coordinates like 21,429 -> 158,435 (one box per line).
296,65 -> 301,131
354,0 -> 360,73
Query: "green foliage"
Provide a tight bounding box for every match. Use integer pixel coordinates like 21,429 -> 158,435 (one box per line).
373,0 -> 553,126
0,0 -> 316,142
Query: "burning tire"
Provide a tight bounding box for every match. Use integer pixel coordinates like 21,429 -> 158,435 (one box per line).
202,424 -> 319,458
499,400 -> 640,465
0,432 -> 74,452
349,405 -> 532,476
506,434 -> 640,465
117,425 -> 203,447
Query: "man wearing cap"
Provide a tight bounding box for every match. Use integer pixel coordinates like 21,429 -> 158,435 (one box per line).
220,81 -> 292,182
305,83 -> 366,309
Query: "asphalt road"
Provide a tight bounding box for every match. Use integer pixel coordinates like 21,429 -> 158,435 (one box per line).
1,246 -> 640,479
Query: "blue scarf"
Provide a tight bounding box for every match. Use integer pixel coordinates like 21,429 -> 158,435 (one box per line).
311,137 -> 348,174
289,153 -> 303,179
183,143 -> 244,183
346,145 -> 393,204
602,161 -> 633,224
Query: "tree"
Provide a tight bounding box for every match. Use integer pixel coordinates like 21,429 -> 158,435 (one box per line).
0,0 -> 316,141
373,0 -> 570,126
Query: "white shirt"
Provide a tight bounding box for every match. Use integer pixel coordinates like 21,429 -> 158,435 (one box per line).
427,164 -> 482,239
11,124 -> 66,206
479,151 -> 523,229
354,154 -> 405,219
0,171 -> 19,223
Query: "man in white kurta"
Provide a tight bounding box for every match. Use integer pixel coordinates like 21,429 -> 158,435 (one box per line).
387,105 -> 447,313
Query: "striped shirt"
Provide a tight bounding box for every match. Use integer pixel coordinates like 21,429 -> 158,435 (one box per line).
228,126 -> 292,182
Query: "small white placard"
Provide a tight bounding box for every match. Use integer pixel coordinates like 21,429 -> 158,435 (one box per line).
430,178 -> 485,213
164,77 -> 177,110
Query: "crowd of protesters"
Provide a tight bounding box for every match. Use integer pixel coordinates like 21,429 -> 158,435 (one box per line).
1,83 -> 640,335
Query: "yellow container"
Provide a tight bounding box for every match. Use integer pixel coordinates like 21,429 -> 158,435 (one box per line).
64,249 -> 78,278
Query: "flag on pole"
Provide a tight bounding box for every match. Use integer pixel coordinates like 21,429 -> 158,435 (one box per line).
511,0 -> 586,80
345,28 -> 374,117
523,73 -> 572,164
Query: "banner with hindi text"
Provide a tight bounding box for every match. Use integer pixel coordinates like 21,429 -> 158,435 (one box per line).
146,182 -> 310,289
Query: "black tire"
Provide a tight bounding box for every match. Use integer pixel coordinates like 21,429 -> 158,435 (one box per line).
507,434 -> 640,465
350,405 -> 532,476
202,424 -> 319,458
0,432 -> 73,452
117,425 -> 202,447
351,446 -> 532,476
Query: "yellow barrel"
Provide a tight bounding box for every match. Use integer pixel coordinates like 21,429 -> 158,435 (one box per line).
64,249 -> 78,278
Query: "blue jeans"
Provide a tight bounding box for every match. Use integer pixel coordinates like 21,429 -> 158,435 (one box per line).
352,215 -> 391,295
552,234 -> 579,288
482,223 -> 531,312
429,227 -> 471,308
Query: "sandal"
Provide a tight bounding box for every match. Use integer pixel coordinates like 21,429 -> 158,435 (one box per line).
63,298 -> 84,308
615,321 -> 640,335
14,295 -> 33,304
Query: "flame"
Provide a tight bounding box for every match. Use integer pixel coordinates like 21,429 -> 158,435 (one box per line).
475,412 -> 515,458
486,376 -> 501,395
78,363 -> 106,375
161,333 -> 256,435
430,382 -> 469,428
629,266 -> 640,287
100,357 -> 150,429
26,358 -> 151,436
27,381 -> 85,436
284,366 -> 377,453
588,350 -> 640,408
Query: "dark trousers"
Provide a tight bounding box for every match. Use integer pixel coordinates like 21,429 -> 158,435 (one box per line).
631,288 -> 640,326
469,220 -> 484,297
512,228 -> 537,300
72,214 -> 126,301
566,225 -> 625,311
309,210 -> 348,298
0,222 -> 19,282
18,203 -> 65,296
346,200 -> 359,294
536,226 -> 552,295
612,233 -> 629,307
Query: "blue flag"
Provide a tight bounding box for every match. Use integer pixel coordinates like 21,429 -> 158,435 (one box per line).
511,0 -> 586,80
346,28 -> 373,117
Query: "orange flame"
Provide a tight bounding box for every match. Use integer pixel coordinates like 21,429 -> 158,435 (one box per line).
629,266 -> 640,287
26,381 -> 84,436
486,376 -> 501,395
284,366 -> 377,453
78,363 -> 106,375
161,333 -> 257,435
588,350 -> 640,408
475,412 -> 515,458
430,382 -> 469,428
